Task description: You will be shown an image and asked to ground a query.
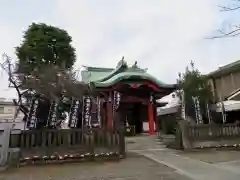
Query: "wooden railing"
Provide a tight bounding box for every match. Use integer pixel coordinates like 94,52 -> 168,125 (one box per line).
9,128 -> 125,165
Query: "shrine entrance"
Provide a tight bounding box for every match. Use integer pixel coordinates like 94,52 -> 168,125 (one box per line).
124,102 -> 147,134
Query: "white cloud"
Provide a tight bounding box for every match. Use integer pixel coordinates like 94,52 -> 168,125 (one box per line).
0,24 -> 22,99
1,0 -> 240,99
54,0 -> 221,83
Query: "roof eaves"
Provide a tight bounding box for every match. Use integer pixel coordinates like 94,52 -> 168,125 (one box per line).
85,66 -> 114,72
207,60 -> 240,78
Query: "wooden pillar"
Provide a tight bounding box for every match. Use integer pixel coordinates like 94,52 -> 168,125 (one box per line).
107,92 -> 113,130
148,95 -> 155,135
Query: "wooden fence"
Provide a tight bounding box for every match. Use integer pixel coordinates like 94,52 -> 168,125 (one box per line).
8,127 -> 125,166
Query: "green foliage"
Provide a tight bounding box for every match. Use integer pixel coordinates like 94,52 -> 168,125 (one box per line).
177,61 -> 213,107
16,23 -> 76,73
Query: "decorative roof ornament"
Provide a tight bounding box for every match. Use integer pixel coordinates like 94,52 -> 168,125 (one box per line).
116,56 -> 127,68
132,61 -> 138,68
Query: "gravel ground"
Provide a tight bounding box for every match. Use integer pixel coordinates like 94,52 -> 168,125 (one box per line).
0,155 -> 190,180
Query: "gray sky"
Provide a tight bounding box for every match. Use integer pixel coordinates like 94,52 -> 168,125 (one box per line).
0,0 -> 240,98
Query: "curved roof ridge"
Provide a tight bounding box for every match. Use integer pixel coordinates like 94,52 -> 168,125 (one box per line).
92,70 -> 177,89
95,59 -> 128,82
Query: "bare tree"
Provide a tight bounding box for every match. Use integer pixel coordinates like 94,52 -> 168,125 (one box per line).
0,53 -> 29,119
1,53 -> 89,126
210,0 -> 240,38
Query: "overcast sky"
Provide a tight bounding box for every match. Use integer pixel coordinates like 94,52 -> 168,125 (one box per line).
1,0 -> 240,99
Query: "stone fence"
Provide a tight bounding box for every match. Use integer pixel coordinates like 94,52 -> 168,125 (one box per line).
172,121 -> 240,150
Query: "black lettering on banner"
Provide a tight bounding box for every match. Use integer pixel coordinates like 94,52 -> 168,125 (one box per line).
192,96 -> 203,124
68,99 -> 80,128
82,96 -> 92,128
113,91 -> 121,115
47,101 -> 58,128
27,98 -> 39,129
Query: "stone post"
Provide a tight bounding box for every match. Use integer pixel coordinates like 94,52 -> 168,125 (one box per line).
0,123 -> 13,169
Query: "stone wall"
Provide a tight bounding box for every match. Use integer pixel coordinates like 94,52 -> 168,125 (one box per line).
174,121 -> 240,150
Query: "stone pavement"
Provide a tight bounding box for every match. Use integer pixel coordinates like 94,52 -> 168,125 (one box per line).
177,149 -> 240,175
126,134 -> 166,152
127,135 -> 240,180
0,155 -> 190,180
139,150 -> 240,180
177,149 -> 240,164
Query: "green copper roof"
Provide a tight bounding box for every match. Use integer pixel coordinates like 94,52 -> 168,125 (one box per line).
85,59 -> 177,90
92,71 -> 176,89
81,66 -> 114,83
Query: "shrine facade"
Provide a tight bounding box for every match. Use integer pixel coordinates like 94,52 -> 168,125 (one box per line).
81,59 -> 177,135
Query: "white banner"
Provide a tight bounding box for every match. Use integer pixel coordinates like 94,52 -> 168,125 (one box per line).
192,96 -> 203,124
27,98 -> 39,129
181,90 -> 186,120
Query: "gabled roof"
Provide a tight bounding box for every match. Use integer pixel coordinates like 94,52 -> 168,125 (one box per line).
207,60 -> 240,78
84,66 -> 114,72
87,60 -> 177,90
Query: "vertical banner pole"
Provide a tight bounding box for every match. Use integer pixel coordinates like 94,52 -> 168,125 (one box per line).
221,101 -> 226,123
27,96 -> 39,129
181,90 -> 186,120
206,102 -> 212,124
192,97 -> 199,124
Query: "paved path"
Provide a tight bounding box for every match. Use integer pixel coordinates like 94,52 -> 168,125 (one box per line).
139,150 -> 240,180
0,155 -> 189,180
126,135 -> 167,152
127,135 -> 240,180
216,160 -> 240,174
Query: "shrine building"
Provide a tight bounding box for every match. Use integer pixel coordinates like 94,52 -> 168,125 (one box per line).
81,59 -> 177,135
